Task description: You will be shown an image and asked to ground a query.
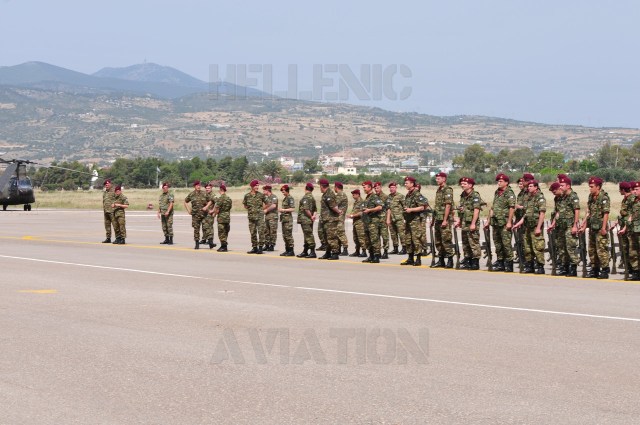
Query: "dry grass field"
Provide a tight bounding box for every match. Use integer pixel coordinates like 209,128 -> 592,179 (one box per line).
32,182 -> 625,220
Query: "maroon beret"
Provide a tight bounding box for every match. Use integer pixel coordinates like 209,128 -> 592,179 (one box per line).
632,181 -> 640,189
388,182 -> 397,188
305,183 -> 314,191
205,182 -> 213,188
558,177 -> 572,185
280,184 -> 290,191
351,189 -> 361,195
528,180 -> 539,187
522,173 -> 535,181
404,176 -> 416,183
588,176 -> 603,186
219,184 -> 227,191
114,185 -> 122,191
495,173 -> 509,182
104,179 -> 112,185
549,182 -> 560,191
250,179 -> 260,187
318,178 -> 330,186
619,181 -> 632,190
557,173 -> 568,180
262,185 -> 272,190
373,181 -> 382,187
334,181 -> 343,189
435,172 -> 447,178
461,177 -> 475,185
362,180 -> 373,187
162,182 -> 170,188
193,180 -> 201,187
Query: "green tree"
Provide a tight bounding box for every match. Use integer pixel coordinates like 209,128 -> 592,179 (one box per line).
303,157 -> 322,174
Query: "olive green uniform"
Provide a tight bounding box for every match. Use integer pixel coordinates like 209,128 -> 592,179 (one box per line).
113,193 -> 129,240
202,192 -> 216,241
620,194 -> 636,269
522,190 -> 546,265
280,194 -> 295,250
336,191 -> 349,249
215,194 -> 232,245
351,198 -> 367,250
264,193 -> 279,247
557,190 -> 580,266
404,189 -> 428,254
377,191 -> 390,251
103,187 -> 115,239
363,192 -> 384,256
158,191 -> 174,238
297,193 -> 317,248
490,186 -> 515,261
459,190 -> 483,260
628,196 -> 640,271
387,192 -> 407,250
185,190 -> 209,241
320,188 -> 341,254
433,185 -> 455,258
243,191 -> 266,248
586,191 -> 610,267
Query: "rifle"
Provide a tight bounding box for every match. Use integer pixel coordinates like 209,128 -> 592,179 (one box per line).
578,226 -> 588,278
429,219 -> 437,267
482,220 -> 493,271
609,222 -> 617,275
514,226 -> 526,273
547,221 -> 557,275
453,226 -> 461,269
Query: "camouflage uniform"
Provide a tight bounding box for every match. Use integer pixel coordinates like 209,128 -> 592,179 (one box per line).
215,193 -> 232,245
522,190 -> 546,265
515,188 -> 528,223
185,189 -> 209,241
628,196 -> 640,271
459,190 -> 483,260
586,190 -> 610,268
202,192 -> 217,241
621,193 -> 636,270
264,193 -> 279,248
297,192 -> 317,249
320,188 -> 341,254
280,194 -> 295,250
404,189 -> 428,254
363,192 -> 384,256
387,191 -> 407,250
336,190 -> 349,249
377,191 -> 390,251
103,187 -> 115,239
159,190 -> 174,238
351,198 -> 367,250
556,190 -> 580,267
490,185 -> 516,261
243,191 -> 266,248
317,218 -> 327,248
113,192 -> 129,240
433,185 -> 455,258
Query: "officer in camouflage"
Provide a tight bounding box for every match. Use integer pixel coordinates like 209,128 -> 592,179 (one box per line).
617,182 -> 634,277
112,185 -> 129,244
555,177 -> 580,276
348,189 -> 368,258
374,182 -> 390,259
201,182 -> 217,249
386,182 -> 406,255
262,185 -> 278,251
485,173 -> 516,272
515,173 -> 535,223
455,177 -> 483,270
213,184 -> 232,252
334,182 -> 349,256
547,182 -> 564,274
318,178 -> 342,260
431,172 -> 455,268
401,176 -> 428,266
296,183 -> 318,258
102,179 -> 115,243
279,184 -> 295,257
514,180 -> 546,274
157,182 -> 174,245
362,181 -> 384,263
184,180 -> 212,249
580,176 -> 610,279
621,181 -> 640,280
243,179 -> 266,254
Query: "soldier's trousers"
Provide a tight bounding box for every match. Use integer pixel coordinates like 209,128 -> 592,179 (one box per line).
191,212 -> 206,241
419,217 -> 427,251
217,222 -> 230,245
365,217 -> 382,255
556,226 -> 579,265
380,221 -> 389,250
461,225 -> 481,259
299,222 -> 316,248
353,219 -> 366,249
337,216 -> 348,247
434,220 -> 454,257
492,225 -> 513,261
281,218 -> 294,248
104,212 -> 114,238
202,214 -> 215,240
248,216 -> 265,247
318,220 -> 327,246
265,214 -> 278,246
322,220 -> 339,253
161,213 -> 173,237
588,229 -> 610,267
629,232 -> 640,270
404,218 -> 423,255
523,227 -> 545,264
389,217 -> 406,248
113,211 -> 126,239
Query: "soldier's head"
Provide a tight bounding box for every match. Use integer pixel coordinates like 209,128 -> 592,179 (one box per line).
549,182 -> 562,196
519,173 -> 534,190
305,183 -> 314,193
193,180 -> 201,191
249,179 -> 260,192
162,182 -> 170,193
280,184 -> 290,195
460,177 -> 475,192
262,185 -> 272,195
104,179 -> 112,190
588,177 -> 603,195
619,181 -> 631,195
351,189 -> 361,200
205,182 -> 213,193
318,179 -> 330,193
404,176 -> 416,191
334,181 -> 343,192
527,180 -> 539,194
556,173 -> 568,183
495,173 -> 509,189
633,182 -> 640,197
114,185 -> 122,194
558,176 -> 572,193
219,184 -> 227,194
373,182 -> 383,195
388,182 -> 398,194
362,181 -> 373,195
435,172 -> 447,186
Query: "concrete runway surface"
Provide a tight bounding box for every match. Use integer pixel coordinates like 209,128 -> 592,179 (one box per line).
1,210 -> 639,424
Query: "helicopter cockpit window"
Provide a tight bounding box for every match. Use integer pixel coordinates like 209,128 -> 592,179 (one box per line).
17,164 -> 28,180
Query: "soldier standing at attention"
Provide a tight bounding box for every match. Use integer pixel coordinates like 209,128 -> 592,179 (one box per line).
201,182 -> 217,249
555,177 -> 580,276
386,182 -> 406,255
334,182 -> 350,256
102,179 -> 115,243
317,179 -> 342,260
278,185 -> 295,257
515,173 -> 535,224
513,180 -> 546,274
401,176 -> 428,266
348,189 -> 368,258
484,173 -> 515,272
184,180 -> 212,249
455,177 -> 483,270
361,181 -> 384,263
262,185 -> 279,251
617,182 -> 634,276
416,183 -> 429,255
214,184 -> 232,252
157,182 -> 174,245
243,179 -> 266,254
621,182 -> 640,280
373,182 -> 390,259
580,176 -> 611,279
111,185 -> 129,245
546,182 -> 564,274
296,183 -> 317,258
431,172 -> 455,268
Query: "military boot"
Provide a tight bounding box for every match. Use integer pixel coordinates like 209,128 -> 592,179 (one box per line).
307,248 -> 317,258
504,260 -> 514,273
391,245 -> 399,255
102,238 -> 111,243
217,244 -> 228,252
523,261 -> 534,274
492,260 -> 505,272
194,240 -> 200,249
256,246 -> 264,254
381,249 -> 389,260
470,258 -> 480,270
459,257 -> 472,270
200,239 -> 206,244
413,254 -> 422,266
160,236 -> 169,244
362,252 -> 375,263
328,251 -> 340,260
297,244 -> 309,258
566,264 -> 577,277
370,254 -> 380,264
247,246 -> 258,254
556,263 -> 568,276
317,244 -> 327,251
349,247 -> 361,257
208,238 -> 215,249
359,249 -> 368,258
534,262 -> 545,274
319,250 -> 332,260
399,246 -> 407,255
586,266 -> 600,278
430,256 -> 445,268
341,246 -> 349,256
167,236 -> 173,245
401,254 -> 415,265
597,267 -> 610,280
445,256 -> 454,269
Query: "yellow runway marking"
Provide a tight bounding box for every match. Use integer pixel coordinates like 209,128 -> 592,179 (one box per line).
18,289 -> 57,294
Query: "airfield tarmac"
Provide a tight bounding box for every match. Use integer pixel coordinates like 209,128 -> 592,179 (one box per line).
1,209 -> 639,424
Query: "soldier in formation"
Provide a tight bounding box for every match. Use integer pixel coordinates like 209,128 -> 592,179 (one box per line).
317,178 -> 342,260
201,182 -> 217,249
279,185 -> 295,256
335,182 -> 350,256
348,189 -> 368,258
374,182 -> 390,259
102,179 -> 115,243
581,177 -> 610,279
431,172 -> 455,268
184,180 -> 212,249
262,185 -> 278,251
361,181 -> 385,263
112,185 -> 129,244
386,182 -> 407,255
514,180 -> 546,274
456,177 -> 483,270
296,183 -> 317,258
485,173 -> 515,272
214,184 -> 232,252
243,179 -> 266,254
401,176 -> 429,266
158,182 -> 174,245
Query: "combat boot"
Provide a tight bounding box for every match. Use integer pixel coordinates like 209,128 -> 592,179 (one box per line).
200,239 -> 206,244
194,240 -> 200,249
160,236 -> 169,244
112,238 -> 120,244
586,266 -> 600,278
504,260 -> 514,273
319,251 -> 332,260
307,248 -> 317,258
328,251 -> 340,260
341,246 -> 349,256
523,261 -> 534,274
459,257 -> 472,270
370,254 -> 380,264
430,256 -> 445,268
217,244 -> 228,252
401,254 -> 415,266
556,263 -> 568,276
492,260 -> 505,272
208,238 -> 215,249
317,244 -> 327,251
399,246 -> 407,255
256,246 -> 263,254
247,246 -> 258,254
470,258 -> 480,270
359,249 -> 368,258
597,267 -> 610,280
102,238 -> 111,243
281,247 -> 295,257
362,252 -> 375,263
566,264 -> 577,277
349,247 -> 361,257
445,256 -> 454,269
167,236 -> 174,245
534,262 -> 545,274
391,245 -> 399,255
120,238 -> 126,245
413,254 -> 422,266
381,249 -> 389,260
297,245 -> 309,258
630,269 -> 640,281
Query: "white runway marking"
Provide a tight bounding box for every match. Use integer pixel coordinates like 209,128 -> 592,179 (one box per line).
2,254 -> 639,323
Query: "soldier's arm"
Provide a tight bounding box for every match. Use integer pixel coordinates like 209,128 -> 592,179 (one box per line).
506,207 -> 515,228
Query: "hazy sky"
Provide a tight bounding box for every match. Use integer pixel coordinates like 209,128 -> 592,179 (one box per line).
1,0 -> 639,128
